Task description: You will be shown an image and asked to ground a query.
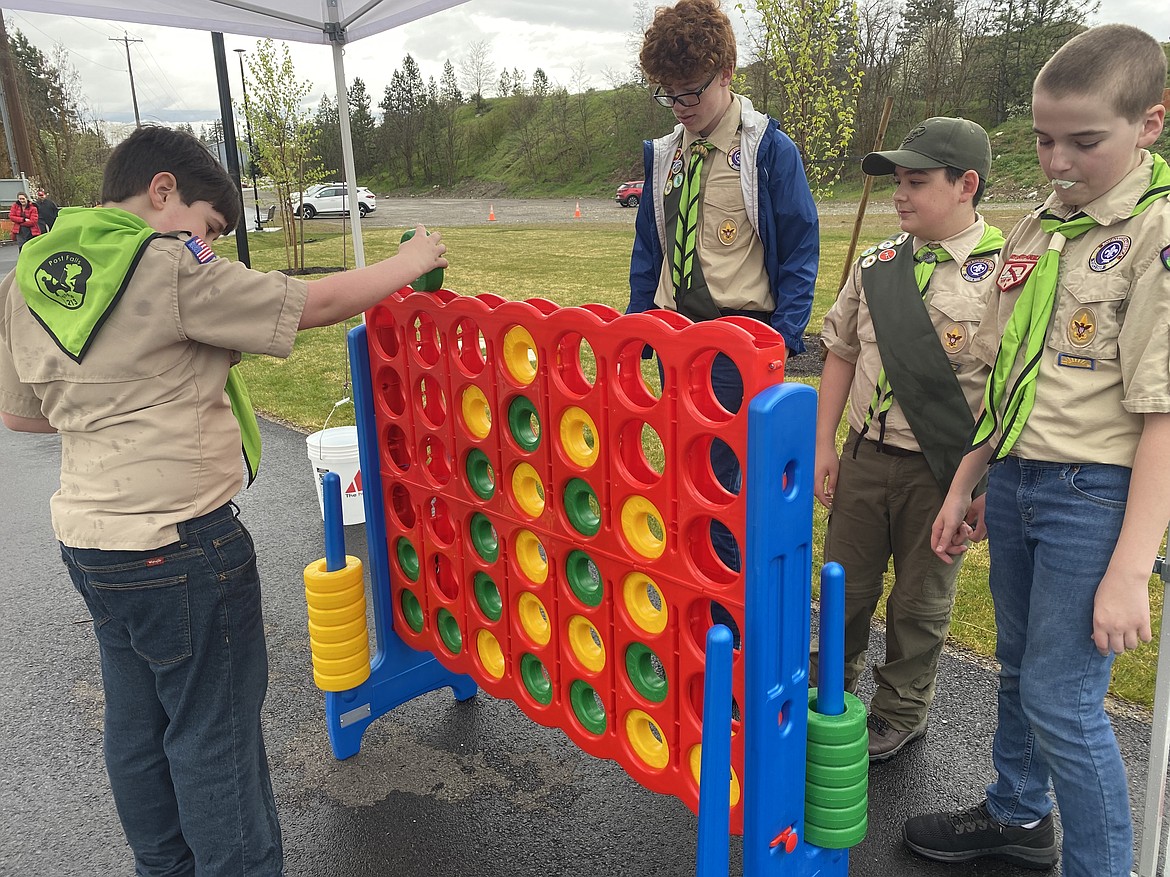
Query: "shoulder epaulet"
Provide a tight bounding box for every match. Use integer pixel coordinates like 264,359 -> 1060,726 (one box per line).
857,231 -> 909,268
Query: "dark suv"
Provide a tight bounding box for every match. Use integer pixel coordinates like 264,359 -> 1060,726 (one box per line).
615,180 -> 643,207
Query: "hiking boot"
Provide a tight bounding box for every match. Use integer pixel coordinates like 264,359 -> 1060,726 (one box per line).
867,713 -> 926,762
903,801 -> 1058,870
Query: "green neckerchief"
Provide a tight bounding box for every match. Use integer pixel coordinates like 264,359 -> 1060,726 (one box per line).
973,153 -> 1170,459
672,139 -> 712,300
862,224 -> 1006,439
15,205 -> 263,485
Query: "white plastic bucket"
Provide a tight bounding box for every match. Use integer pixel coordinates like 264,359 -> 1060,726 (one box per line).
306,426 -> 365,526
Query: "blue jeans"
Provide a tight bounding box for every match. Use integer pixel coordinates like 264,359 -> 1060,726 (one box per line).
983,457 -> 1133,877
62,503 -> 283,877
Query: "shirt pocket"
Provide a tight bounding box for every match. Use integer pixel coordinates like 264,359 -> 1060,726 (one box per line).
1047,272 -> 1129,361
929,289 -> 986,360
701,177 -> 748,250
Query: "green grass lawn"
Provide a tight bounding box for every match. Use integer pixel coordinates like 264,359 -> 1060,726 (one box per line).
218,210 -> 1164,709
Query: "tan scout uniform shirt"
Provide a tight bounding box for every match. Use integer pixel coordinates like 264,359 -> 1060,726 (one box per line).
653,95 -> 772,313
823,218 -> 998,452
971,152 -> 1170,467
0,235 -> 310,549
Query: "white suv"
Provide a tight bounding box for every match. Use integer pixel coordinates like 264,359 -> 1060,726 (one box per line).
291,184 -> 377,218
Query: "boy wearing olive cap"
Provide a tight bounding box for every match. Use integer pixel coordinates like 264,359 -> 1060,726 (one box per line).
811,116 -> 1003,762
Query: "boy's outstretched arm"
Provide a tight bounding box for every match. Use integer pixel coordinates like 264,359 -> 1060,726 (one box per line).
1092,411 -> 1170,656
932,441 -> 994,563
299,225 -> 448,329
813,350 -> 854,509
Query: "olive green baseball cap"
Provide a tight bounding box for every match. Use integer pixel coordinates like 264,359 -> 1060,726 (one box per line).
862,117 -> 991,181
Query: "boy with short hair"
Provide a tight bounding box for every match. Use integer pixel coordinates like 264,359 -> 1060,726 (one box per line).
628,0 -> 819,573
904,24 -> 1169,876
814,117 -> 1003,762
0,124 -> 446,877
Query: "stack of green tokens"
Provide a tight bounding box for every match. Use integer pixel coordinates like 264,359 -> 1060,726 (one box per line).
804,689 -> 869,848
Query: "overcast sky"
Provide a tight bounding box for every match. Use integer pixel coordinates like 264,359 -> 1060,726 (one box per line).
6,1 -> 1169,130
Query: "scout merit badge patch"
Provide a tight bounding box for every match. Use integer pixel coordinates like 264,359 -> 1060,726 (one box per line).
32,252 -> 92,309
185,235 -> 217,264
1089,235 -> 1130,272
997,253 -> 1039,291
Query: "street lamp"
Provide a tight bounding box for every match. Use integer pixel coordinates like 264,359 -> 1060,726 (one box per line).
234,48 -> 263,232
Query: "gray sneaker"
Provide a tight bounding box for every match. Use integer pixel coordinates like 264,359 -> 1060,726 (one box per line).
904,801 -> 1058,870
867,713 -> 926,762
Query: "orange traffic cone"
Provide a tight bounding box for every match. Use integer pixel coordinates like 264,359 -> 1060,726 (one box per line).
573,200 -> 582,219
488,203 -> 497,222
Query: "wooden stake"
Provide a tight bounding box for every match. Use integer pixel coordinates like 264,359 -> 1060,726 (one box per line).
838,96 -> 895,298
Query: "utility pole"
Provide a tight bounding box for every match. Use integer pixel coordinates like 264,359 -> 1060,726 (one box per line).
110,32 -> 143,128
0,10 -> 35,178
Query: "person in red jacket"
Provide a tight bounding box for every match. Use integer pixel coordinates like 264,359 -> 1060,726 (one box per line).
9,192 -> 40,248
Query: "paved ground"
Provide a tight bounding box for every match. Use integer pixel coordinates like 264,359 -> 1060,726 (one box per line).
0,237 -> 1164,877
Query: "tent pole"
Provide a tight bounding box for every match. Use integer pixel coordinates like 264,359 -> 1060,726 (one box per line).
211,32 -> 251,267
331,41 -> 365,269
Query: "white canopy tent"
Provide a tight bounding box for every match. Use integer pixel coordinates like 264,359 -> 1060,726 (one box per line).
0,0 -> 472,266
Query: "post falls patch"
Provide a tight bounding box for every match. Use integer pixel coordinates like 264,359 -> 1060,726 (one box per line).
34,252 -> 92,309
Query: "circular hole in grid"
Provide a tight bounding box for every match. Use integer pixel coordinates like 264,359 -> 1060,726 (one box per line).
617,420 -> 664,487
430,552 -> 457,601
686,350 -> 741,424
387,482 -> 416,530
371,313 -> 400,359
685,674 -> 743,732
615,341 -> 663,409
460,384 -> 492,440
503,325 -> 538,386
412,313 -> 442,366
565,550 -> 603,607
683,516 -> 739,586
684,434 -> 739,505
553,332 -> 596,397
415,373 -> 447,429
425,495 -> 456,546
453,318 -> 487,376
687,744 -> 743,807
377,365 -> 406,417
558,407 -> 599,470
466,449 -> 496,500
685,601 -> 743,661
421,434 -> 452,486
385,424 -> 411,472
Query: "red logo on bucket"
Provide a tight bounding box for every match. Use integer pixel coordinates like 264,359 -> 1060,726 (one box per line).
346,471 -> 363,496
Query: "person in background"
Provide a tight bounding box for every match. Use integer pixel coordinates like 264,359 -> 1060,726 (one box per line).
9,192 -> 39,248
35,188 -> 59,234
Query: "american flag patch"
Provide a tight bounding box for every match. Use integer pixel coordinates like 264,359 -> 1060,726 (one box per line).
184,235 -> 216,264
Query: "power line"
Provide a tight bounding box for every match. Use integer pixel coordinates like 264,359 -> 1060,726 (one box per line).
109,32 -> 143,127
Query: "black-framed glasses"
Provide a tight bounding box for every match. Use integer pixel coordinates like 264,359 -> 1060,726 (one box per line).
653,72 -> 716,108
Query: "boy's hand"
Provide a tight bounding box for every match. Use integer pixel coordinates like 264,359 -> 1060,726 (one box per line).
813,444 -> 839,509
964,493 -> 987,542
1092,568 -> 1153,656
931,492 -> 973,564
399,225 -> 448,277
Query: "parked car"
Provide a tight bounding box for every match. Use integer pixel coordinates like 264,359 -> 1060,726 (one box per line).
291,184 -> 377,218
615,180 -> 643,207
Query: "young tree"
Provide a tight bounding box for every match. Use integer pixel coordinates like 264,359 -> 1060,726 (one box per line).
243,40 -> 322,270
310,94 -> 342,179
438,59 -> 463,185
347,78 -> 377,177
459,40 -> 494,112
741,0 -> 864,199
380,54 -> 426,184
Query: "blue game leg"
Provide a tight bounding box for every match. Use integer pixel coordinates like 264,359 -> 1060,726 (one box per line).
696,623 -> 734,877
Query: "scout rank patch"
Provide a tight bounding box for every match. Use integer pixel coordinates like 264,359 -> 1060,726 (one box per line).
962,257 -> 994,281
1160,243 -> 1170,271
997,253 -> 1039,291
185,235 -> 217,264
1089,235 -> 1130,272
719,219 -> 737,245
1066,307 -> 1096,347
942,322 -> 966,353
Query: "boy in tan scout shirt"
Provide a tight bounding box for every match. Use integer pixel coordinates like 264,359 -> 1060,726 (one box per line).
905,25 -> 1170,877
814,117 -> 1003,762
0,125 -> 446,877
